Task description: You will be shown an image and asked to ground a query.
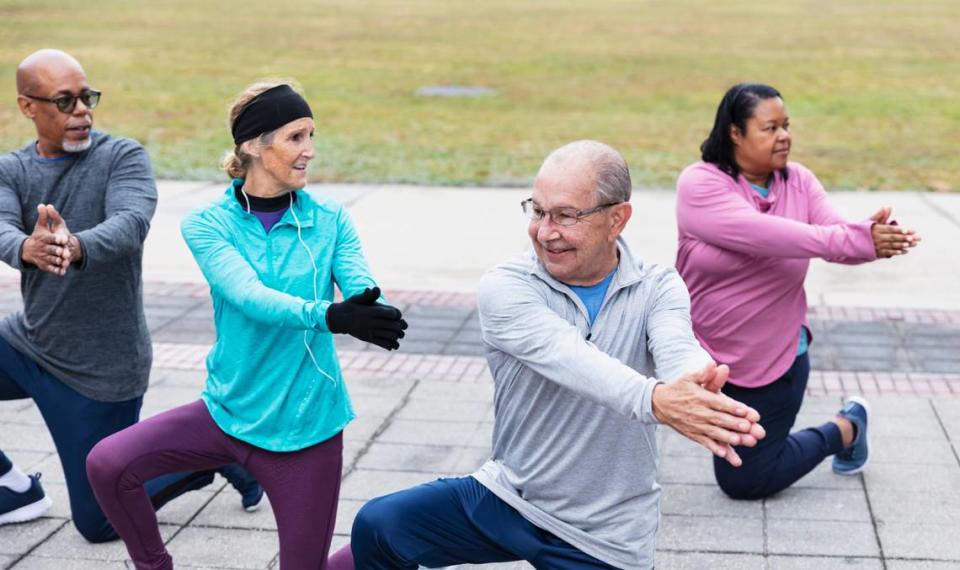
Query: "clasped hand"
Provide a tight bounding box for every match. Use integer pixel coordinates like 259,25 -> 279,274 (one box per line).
652,362 -> 766,467
869,206 -> 920,258
21,204 -> 81,276
326,287 -> 408,351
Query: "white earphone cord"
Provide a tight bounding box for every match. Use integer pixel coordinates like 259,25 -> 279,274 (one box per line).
287,193 -> 338,386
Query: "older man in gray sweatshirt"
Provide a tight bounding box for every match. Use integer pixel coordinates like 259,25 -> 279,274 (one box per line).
0,49 -> 258,541
339,141 -> 765,570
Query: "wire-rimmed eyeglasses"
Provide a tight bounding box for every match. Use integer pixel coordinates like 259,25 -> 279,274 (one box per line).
520,198 -> 621,227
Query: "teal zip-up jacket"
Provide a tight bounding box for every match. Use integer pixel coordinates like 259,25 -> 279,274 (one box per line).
181,184 -> 377,451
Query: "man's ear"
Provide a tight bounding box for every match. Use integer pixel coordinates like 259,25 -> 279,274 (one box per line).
609,202 -> 632,241
17,96 -> 35,119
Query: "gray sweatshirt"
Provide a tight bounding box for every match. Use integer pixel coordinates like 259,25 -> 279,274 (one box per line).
0,132 -> 157,401
472,239 -> 710,569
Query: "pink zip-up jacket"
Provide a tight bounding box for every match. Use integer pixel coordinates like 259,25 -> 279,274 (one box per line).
675,161 -> 877,388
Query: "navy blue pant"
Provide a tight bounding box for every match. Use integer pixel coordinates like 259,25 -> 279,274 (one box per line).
0,336 -> 211,542
352,476 -> 617,569
714,354 -> 844,499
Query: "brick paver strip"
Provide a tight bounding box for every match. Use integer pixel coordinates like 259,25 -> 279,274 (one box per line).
153,342 -> 960,396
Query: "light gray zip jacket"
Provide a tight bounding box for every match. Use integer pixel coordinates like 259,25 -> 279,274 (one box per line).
472,238 -> 710,569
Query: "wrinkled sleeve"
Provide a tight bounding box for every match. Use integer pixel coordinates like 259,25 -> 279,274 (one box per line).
802,168 -> 876,265
677,165 -> 876,262
478,267 -> 661,423
181,211 -> 330,331
0,166 -> 29,270
331,206 -> 379,300
646,269 -> 712,382
72,142 -> 158,271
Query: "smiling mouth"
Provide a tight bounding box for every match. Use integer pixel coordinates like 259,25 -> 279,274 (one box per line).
543,245 -> 573,256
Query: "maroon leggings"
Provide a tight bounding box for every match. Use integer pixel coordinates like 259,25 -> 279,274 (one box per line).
86,400 -> 342,570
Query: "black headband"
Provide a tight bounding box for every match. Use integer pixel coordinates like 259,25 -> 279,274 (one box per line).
231,84 -> 313,145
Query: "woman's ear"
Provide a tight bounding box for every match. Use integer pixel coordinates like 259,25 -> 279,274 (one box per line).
729,124 -> 743,147
241,139 -> 261,159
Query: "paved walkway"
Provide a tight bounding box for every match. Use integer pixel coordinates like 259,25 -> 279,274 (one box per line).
2,183 -> 959,569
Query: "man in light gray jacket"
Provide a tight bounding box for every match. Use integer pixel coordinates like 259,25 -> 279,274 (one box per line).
339,140 -> 765,570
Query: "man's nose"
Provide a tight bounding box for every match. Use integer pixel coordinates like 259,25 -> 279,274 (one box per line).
537,217 -> 561,242
72,97 -> 90,116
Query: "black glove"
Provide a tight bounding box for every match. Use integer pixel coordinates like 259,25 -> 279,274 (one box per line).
326,287 -> 408,350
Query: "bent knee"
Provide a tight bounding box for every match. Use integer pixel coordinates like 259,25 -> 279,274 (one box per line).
85,437 -> 136,489
85,440 -> 118,482
352,497 -> 404,545
73,513 -> 117,543
716,471 -> 777,500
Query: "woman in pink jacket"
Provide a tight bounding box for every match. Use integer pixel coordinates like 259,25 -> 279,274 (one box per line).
675,83 -> 919,499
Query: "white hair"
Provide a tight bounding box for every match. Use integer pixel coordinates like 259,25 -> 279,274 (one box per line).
540,140 -> 632,204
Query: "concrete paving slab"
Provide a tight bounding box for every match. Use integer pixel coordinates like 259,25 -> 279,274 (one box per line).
31,523 -> 176,561
766,556 -> 883,569
408,381 -> 494,402
863,464 -> 960,491
877,522 -> 960,561
164,526 -> 278,569
26,456 -> 64,485
870,437 -> 957,465
657,514 -> 764,553
792,461 -> 866,491
868,489 -> 960,526
7,557 -> 126,569
0,518 -> 65,556
659,430 -> 706,457
356,442 -> 462,473
348,395 -> 404,419
0,424 -> 55,453
659,484 -> 762,519
766,519 -> 879,557
860,397 -> 935,417
339,469 -> 448,501
395,400 -> 492,423
870,413 -> 947,440
658,455 -> 722,485
36,483 -> 70,520
2,451 -> 51,473
190,489 -> 276,531
155,489 -> 217,526
765,488 -> 871,522
653,551 -> 765,569
886,560 -> 960,569
376,419 -> 487,448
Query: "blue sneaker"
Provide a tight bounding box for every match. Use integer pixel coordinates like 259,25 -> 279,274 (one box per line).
0,473 -> 53,525
218,464 -> 264,512
832,396 -> 871,475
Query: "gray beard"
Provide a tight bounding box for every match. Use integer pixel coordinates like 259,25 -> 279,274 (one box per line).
62,137 -> 92,153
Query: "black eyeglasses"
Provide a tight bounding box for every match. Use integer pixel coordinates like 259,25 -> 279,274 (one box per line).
23,89 -> 101,114
520,198 -> 621,227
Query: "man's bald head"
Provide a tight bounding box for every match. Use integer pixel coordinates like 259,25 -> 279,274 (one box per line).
15,49 -> 95,157
16,49 -> 85,95
537,140 -> 632,206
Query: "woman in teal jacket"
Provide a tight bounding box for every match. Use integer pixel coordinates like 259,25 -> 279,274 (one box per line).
86,81 -> 407,570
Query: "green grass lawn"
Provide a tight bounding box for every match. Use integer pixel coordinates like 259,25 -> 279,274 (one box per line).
1,0 -> 957,190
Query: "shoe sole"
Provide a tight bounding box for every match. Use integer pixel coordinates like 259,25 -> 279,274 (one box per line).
0,494 -> 53,525
834,396 -> 871,476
